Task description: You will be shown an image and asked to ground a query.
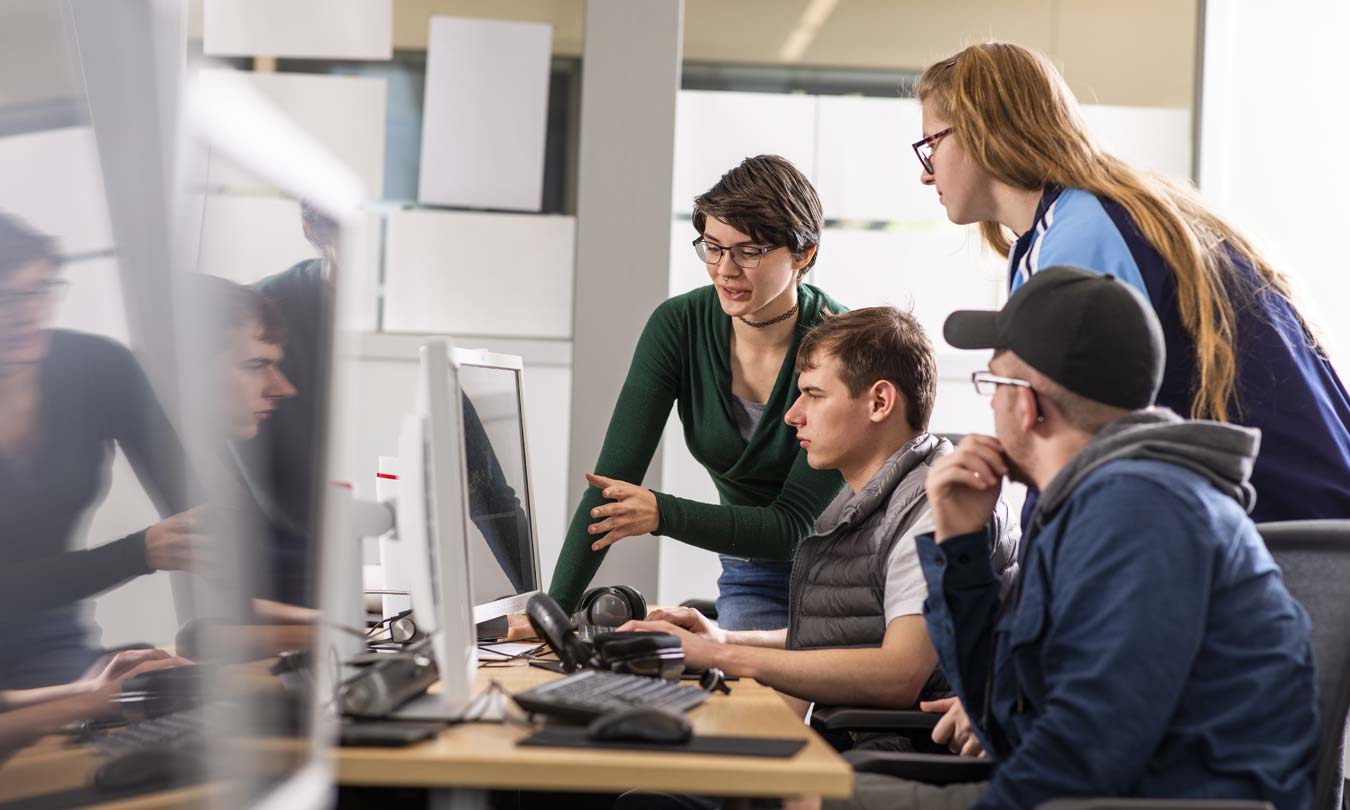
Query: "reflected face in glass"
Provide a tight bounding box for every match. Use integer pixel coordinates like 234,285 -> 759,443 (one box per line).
700,217 -> 803,320
223,319 -> 296,440
918,103 -> 996,227
784,351 -> 874,474
0,260 -> 59,368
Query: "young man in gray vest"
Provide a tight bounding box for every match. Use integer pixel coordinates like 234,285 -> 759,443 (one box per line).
621,306 -> 1017,717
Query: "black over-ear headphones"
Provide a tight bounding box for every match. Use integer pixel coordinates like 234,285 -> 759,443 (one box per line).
572,585 -> 647,628
527,593 -> 683,680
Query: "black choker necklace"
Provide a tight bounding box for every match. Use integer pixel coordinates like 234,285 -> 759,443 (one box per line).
738,304 -> 799,329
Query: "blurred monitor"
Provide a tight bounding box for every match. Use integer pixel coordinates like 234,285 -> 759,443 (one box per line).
182,66 -> 369,810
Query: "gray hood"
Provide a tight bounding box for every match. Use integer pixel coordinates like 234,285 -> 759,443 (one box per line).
1031,408 -> 1261,528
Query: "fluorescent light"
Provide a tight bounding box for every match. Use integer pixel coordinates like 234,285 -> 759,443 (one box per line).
779,0 -> 841,63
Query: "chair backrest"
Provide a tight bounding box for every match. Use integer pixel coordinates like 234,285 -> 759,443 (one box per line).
1257,520 -> 1350,810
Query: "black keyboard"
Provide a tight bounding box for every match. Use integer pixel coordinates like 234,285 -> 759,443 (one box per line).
89,708 -> 206,758
512,669 -> 707,723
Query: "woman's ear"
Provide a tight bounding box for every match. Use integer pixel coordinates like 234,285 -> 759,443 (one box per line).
792,245 -> 818,270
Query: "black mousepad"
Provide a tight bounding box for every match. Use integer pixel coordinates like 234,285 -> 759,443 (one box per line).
518,727 -> 805,758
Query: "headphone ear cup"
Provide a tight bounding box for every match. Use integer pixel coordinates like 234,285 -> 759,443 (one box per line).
613,585 -> 647,622
526,594 -> 594,672
572,586 -> 604,626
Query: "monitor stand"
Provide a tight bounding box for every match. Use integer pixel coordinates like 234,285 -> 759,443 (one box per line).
391,687 -> 508,723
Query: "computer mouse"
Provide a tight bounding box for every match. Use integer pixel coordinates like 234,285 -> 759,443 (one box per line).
586,708 -> 692,745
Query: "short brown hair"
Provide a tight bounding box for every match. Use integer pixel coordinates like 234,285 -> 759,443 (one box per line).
692,155 -> 822,274
182,274 -> 287,350
796,307 -> 936,433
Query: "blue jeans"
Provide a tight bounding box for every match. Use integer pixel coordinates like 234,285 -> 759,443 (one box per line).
715,556 -> 793,631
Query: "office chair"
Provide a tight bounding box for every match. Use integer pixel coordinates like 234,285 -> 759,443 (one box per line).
837,519 -> 1350,810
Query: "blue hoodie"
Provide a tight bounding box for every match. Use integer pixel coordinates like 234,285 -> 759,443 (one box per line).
1009,186 -> 1350,522
918,410 -> 1317,810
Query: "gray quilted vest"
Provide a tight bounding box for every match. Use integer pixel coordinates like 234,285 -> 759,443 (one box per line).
786,433 -> 950,655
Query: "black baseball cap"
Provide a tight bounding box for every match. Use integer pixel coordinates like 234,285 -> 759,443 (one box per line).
943,266 -> 1165,410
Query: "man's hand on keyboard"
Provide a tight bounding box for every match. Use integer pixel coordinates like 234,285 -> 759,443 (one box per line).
640,607 -> 727,644
617,618 -> 720,671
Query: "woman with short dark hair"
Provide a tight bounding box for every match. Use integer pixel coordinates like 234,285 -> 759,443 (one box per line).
546,155 -> 847,631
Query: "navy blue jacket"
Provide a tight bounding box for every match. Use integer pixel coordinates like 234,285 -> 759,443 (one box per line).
919,455 -> 1317,809
1008,186 -> 1350,522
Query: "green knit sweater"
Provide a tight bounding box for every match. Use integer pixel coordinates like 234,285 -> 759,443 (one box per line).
548,283 -> 847,612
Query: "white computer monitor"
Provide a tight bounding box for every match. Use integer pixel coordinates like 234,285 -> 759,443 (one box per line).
394,340 -> 478,718
449,348 -> 544,626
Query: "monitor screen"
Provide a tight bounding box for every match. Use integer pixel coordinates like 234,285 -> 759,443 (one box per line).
455,361 -> 540,614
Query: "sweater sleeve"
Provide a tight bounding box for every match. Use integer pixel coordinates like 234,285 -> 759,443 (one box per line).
547,302 -> 684,612
0,532 -> 151,613
650,451 -> 842,560
104,340 -> 194,517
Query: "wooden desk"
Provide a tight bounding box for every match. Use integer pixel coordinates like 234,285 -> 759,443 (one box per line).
0,663 -> 853,806
335,663 -> 854,801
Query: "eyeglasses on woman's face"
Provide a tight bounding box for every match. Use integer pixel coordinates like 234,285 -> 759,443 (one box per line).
692,237 -> 780,270
912,127 -> 953,175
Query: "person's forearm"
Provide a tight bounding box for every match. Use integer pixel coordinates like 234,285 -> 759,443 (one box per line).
0,681 -> 93,711
723,628 -> 787,649
0,693 -> 103,754
714,645 -> 928,708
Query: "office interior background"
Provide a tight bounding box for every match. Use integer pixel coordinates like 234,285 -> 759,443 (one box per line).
2,0 -> 1346,708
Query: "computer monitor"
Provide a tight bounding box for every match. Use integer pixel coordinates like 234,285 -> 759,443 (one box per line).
394,340 -> 477,716
450,348 -> 544,625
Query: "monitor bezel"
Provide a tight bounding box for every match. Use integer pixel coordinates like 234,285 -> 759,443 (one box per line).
448,347 -> 543,623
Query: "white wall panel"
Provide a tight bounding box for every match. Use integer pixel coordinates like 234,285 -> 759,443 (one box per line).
194,194 -> 380,329
196,194 -> 317,284
809,225 -> 1003,338
203,70 -> 388,199
1081,105 -> 1192,181
54,258 -> 129,345
673,91 -> 818,212
0,127 -> 114,255
383,209 -> 575,337
417,17 -> 552,211
203,0 -> 392,60
815,96 -> 932,223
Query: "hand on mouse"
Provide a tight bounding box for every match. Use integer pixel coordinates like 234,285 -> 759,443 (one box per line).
616,618 -> 720,672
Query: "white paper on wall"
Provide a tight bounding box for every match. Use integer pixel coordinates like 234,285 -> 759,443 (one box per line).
417,17 -> 552,212
382,208 -> 575,338
672,90 -> 818,213
202,69 -> 388,199
0,126 -> 114,256
203,0 -> 393,60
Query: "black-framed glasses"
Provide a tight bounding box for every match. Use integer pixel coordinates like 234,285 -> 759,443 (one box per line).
693,237 -> 778,270
972,370 -> 1045,423
912,127 -> 953,175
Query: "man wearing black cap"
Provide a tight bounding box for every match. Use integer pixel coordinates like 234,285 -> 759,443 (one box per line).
826,267 -> 1317,810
